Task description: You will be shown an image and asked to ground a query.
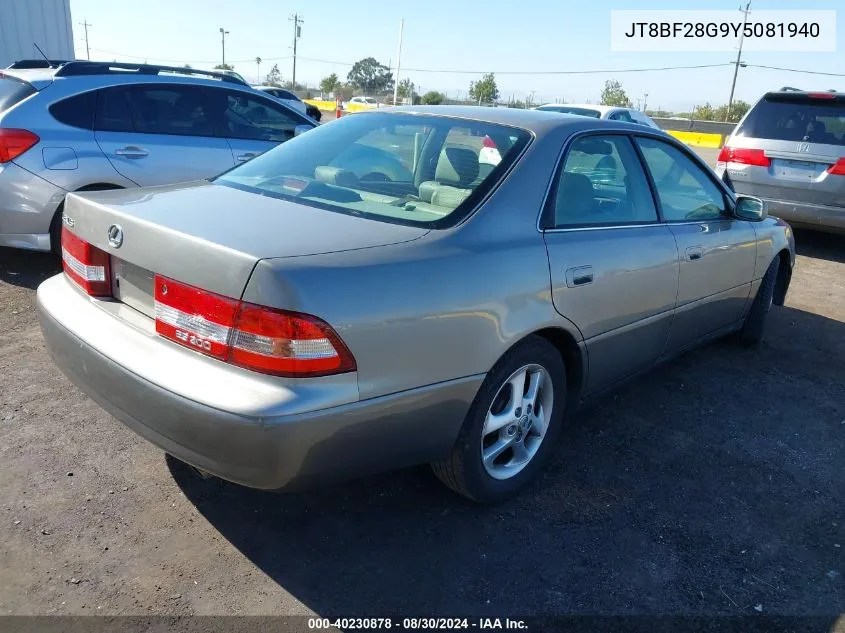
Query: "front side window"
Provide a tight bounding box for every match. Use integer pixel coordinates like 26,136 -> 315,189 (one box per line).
636,137 -> 727,222
548,135 -> 658,228
221,91 -> 305,141
215,112 -> 531,228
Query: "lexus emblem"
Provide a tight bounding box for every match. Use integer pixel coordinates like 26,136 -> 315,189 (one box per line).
107,224 -> 124,248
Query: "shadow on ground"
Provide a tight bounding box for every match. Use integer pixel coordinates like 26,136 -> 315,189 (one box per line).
0,247 -> 61,290
794,230 -> 845,265
171,304 -> 845,618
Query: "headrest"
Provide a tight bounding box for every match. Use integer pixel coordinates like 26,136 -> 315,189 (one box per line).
314,166 -> 359,189
435,147 -> 479,187
556,172 -> 595,223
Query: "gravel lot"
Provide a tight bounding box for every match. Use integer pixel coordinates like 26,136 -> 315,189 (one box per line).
0,152 -> 843,621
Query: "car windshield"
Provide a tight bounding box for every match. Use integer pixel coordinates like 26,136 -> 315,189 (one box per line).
537,106 -> 602,118
214,112 -> 531,228
736,94 -> 845,146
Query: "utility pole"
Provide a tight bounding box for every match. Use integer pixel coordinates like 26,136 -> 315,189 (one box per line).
392,19 -> 404,106
726,1 -> 751,122
256,57 -> 262,84
643,93 -> 648,112
79,20 -> 92,60
219,27 -> 229,66
290,14 -> 303,90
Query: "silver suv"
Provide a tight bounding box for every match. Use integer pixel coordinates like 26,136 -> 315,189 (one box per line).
716,88 -> 845,235
0,61 -> 315,253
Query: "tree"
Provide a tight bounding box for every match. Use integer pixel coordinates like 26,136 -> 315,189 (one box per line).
600,80 -> 631,107
469,73 -> 499,105
397,78 -> 416,101
420,91 -> 446,105
183,64 -> 192,69
213,63 -> 234,71
717,100 -> 751,123
320,73 -> 341,94
347,57 -> 394,95
264,64 -> 282,87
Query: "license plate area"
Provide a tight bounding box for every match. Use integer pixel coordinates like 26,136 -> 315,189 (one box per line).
110,257 -> 155,318
772,159 -> 824,181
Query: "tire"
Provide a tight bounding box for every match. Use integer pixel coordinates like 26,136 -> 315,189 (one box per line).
49,203 -> 64,257
431,336 -> 567,503
737,256 -> 780,347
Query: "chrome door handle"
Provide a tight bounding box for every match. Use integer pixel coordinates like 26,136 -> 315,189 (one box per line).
236,152 -> 259,162
565,265 -> 594,288
114,146 -> 148,158
686,246 -> 704,261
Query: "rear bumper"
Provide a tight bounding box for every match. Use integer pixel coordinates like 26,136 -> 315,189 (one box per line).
734,184 -> 845,234
0,162 -> 66,251
37,274 -> 479,490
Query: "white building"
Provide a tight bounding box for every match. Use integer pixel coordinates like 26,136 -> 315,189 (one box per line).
0,0 -> 75,68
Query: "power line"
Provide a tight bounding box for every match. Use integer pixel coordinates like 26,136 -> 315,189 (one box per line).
88,48 -> 290,65
745,64 -> 845,78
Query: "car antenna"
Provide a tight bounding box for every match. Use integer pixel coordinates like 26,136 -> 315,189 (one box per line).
32,42 -> 52,66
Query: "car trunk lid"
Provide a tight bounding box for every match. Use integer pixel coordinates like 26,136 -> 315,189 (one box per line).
62,180 -> 430,317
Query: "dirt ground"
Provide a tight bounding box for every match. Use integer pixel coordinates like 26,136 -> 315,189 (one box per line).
0,182 -> 843,619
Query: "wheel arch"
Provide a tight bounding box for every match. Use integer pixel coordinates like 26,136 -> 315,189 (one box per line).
524,326 -> 586,414
773,248 -> 792,306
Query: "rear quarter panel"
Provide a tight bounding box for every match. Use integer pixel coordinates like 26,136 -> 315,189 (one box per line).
751,216 -> 796,281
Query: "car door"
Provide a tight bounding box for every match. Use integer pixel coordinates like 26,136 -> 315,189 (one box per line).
543,133 -> 680,393
93,84 -> 235,187
634,136 -> 758,351
219,89 -> 310,164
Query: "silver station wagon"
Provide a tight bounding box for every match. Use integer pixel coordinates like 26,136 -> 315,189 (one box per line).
37,107 -> 795,503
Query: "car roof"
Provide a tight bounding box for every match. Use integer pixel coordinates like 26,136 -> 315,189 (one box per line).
537,103 -> 624,115
369,105 -> 657,136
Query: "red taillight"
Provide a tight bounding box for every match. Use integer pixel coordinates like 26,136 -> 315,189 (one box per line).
154,276 -> 238,361
0,128 -> 39,163
717,146 -> 771,167
61,227 -> 111,296
827,158 -> 845,175
153,275 -> 356,377
807,92 -> 836,100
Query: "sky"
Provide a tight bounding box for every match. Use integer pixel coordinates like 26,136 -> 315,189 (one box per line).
67,0 -> 843,111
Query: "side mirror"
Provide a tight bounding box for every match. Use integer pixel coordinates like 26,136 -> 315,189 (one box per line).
294,124 -> 313,137
734,195 -> 767,221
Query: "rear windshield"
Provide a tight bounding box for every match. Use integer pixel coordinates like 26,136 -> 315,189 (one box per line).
214,112 -> 531,228
735,94 -> 845,146
0,75 -> 36,113
537,106 -> 601,118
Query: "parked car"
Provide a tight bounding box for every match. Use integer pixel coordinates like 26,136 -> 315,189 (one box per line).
253,85 -> 322,121
0,61 -> 316,253
535,103 -> 661,129
37,107 -> 794,503
716,87 -> 845,235
346,96 -> 380,110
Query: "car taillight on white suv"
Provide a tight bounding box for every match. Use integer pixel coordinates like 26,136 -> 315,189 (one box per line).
716,146 -> 771,168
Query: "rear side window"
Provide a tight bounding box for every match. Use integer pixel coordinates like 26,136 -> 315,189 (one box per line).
49,92 -> 96,129
95,85 -> 218,136
736,94 -> 845,146
548,135 -> 658,228
0,76 -> 36,113
609,110 -> 634,123
538,106 -> 601,118
95,87 -> 134,132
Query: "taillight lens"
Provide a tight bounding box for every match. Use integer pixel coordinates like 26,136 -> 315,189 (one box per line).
154,276 -> 238,361
827,158 -> 845,175
0,128 -> 40,163
154,275 -> 356,377
61,227 -> 111,296
717,146 -> 771,167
